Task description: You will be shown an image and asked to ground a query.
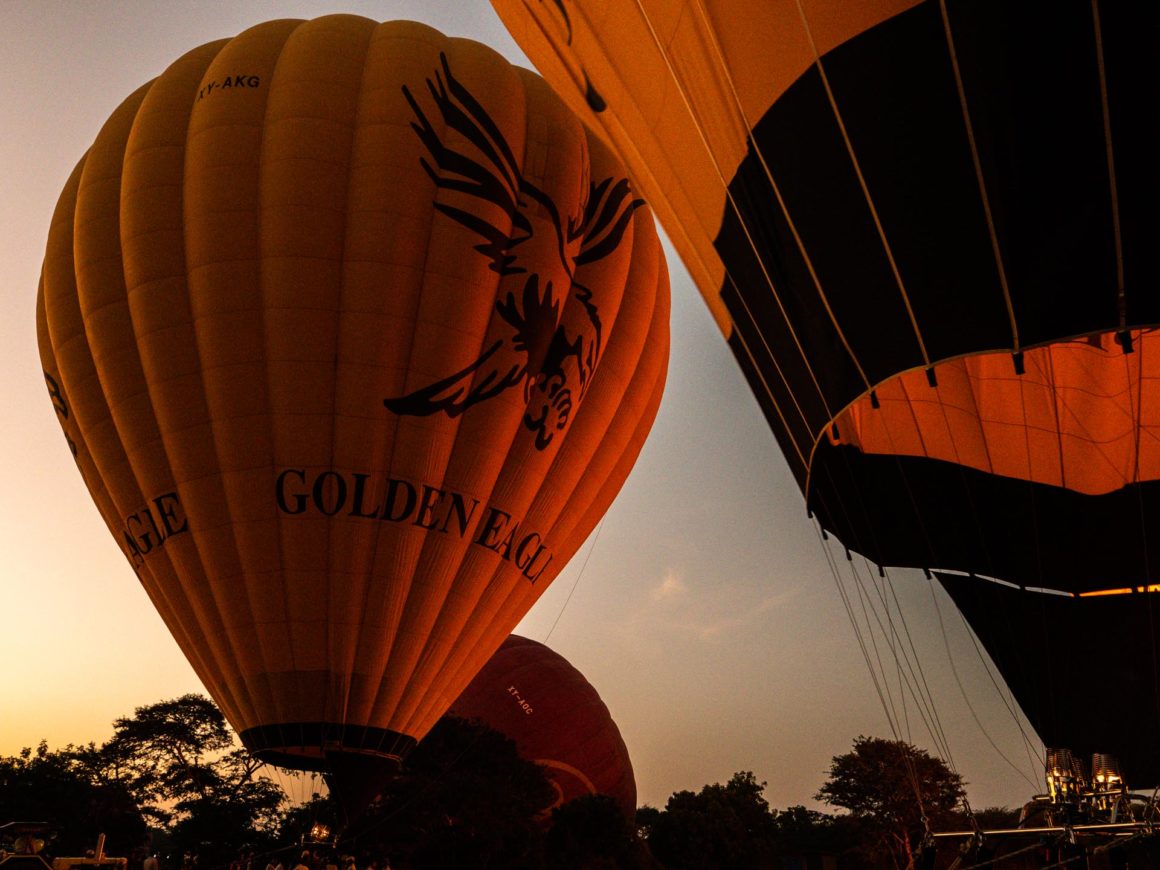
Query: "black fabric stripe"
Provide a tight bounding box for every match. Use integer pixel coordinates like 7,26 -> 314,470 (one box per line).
937,572 -> 1160,789
810,442 -> 1158,593
239,721 -> 417,771
715,1 -> 1158,588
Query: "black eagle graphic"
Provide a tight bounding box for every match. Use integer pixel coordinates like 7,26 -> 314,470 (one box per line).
383,54 -> 643,450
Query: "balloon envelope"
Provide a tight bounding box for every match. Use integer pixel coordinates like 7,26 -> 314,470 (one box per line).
36,15 -> 668,806
450,634 -> 636,818
493,0 -> 1159,779
491,0 -> 1157,588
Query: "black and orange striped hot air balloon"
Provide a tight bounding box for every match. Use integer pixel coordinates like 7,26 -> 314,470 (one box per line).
493,1 -> 1160,781
36,15 -> 668,817
450,634 -> 636,819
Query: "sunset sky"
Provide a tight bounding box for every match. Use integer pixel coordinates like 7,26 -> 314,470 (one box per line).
1,1 -> 1044,812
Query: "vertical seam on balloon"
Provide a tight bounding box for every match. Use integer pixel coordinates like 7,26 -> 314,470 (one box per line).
1139,336 -> 1160,479
1089,0 -> 1126,330
1016,352 -> 1035,486
937,0 -> 1021,354
792,0 -> 931,372
406,166 -> 664,736
241,20 -> 303,737
57,143 -> 234,717
92,83 -> 252,727
394,62 -> 583,738
398,40 -> 526,735
121,54 -> 252,729
1127,336 -> 1142,487
356,27 -> 447,736
346,19 -> 404,746
629,0 -> 858,414
492,201 -> 662,695
327,18 -> 377,745
896,375 -> 931,464
958,363 -> 997,477
1044,349 -> 1067,490
364,35 -> 521,736
1056,344 -> 1131,490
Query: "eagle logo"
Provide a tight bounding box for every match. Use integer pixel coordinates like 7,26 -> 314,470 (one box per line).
383,54 -> 643,450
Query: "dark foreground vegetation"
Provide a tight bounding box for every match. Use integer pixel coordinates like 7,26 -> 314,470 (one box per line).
2,695 -> 1063,869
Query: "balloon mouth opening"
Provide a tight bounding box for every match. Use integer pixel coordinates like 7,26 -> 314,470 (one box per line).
241,723 -> 417,825
240,721 -> 417,771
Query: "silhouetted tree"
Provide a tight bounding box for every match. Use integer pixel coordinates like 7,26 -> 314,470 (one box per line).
337,715 -> 555,869
103,695 -> 284,863
645,771 -> 778,869
771,804 -> 861,864
0,741 -> 147,854
545,793 -> 657,869
816,736 -> 964,869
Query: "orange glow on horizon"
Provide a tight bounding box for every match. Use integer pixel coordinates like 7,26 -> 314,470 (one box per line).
1077,584 -> 1160,598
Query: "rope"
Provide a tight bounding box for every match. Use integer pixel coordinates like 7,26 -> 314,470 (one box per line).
543,517 -> 603,642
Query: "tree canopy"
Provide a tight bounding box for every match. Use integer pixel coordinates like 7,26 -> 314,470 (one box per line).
5,695 -> 1000,870
816,735 -> 965,869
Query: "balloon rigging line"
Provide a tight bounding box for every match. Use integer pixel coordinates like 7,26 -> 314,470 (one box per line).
1089,0 -> 1126,320
821,408 -> 992,788
871,562 -> 936,751
792,0 -> 931,371
851,556 -> 956,771
544,517 -> 604,643
721,275 -> 813,472
926,586 -> 1042,789
921,363 -> 1045,778
822,393 -> 965,769
945,600 -> 1045,789
627,0 -> 869,412
525,0 -> 818,469
815,525 -> 928,812
876,562 -> 959,771
829,460 -> 957,766
843,551 -> 932,814
684,0 -> 879,398
936,0 -> 1020,352
815,522 -> 897,739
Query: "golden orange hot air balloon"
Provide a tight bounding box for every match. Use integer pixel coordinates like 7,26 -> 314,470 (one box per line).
36,15 -> 668,814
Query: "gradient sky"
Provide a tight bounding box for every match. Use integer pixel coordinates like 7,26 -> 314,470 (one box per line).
1,1 -> 1044,813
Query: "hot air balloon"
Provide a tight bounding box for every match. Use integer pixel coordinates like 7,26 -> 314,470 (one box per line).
449,634 -> 636,818
492,1 -> 1159,781
36,15 -> 669,816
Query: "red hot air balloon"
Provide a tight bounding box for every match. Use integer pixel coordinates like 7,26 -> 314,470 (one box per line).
36,15 -> 668,818
450,634 -> 636,818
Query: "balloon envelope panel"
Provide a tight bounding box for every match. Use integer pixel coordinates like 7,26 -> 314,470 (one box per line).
37,15 -> 668,781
